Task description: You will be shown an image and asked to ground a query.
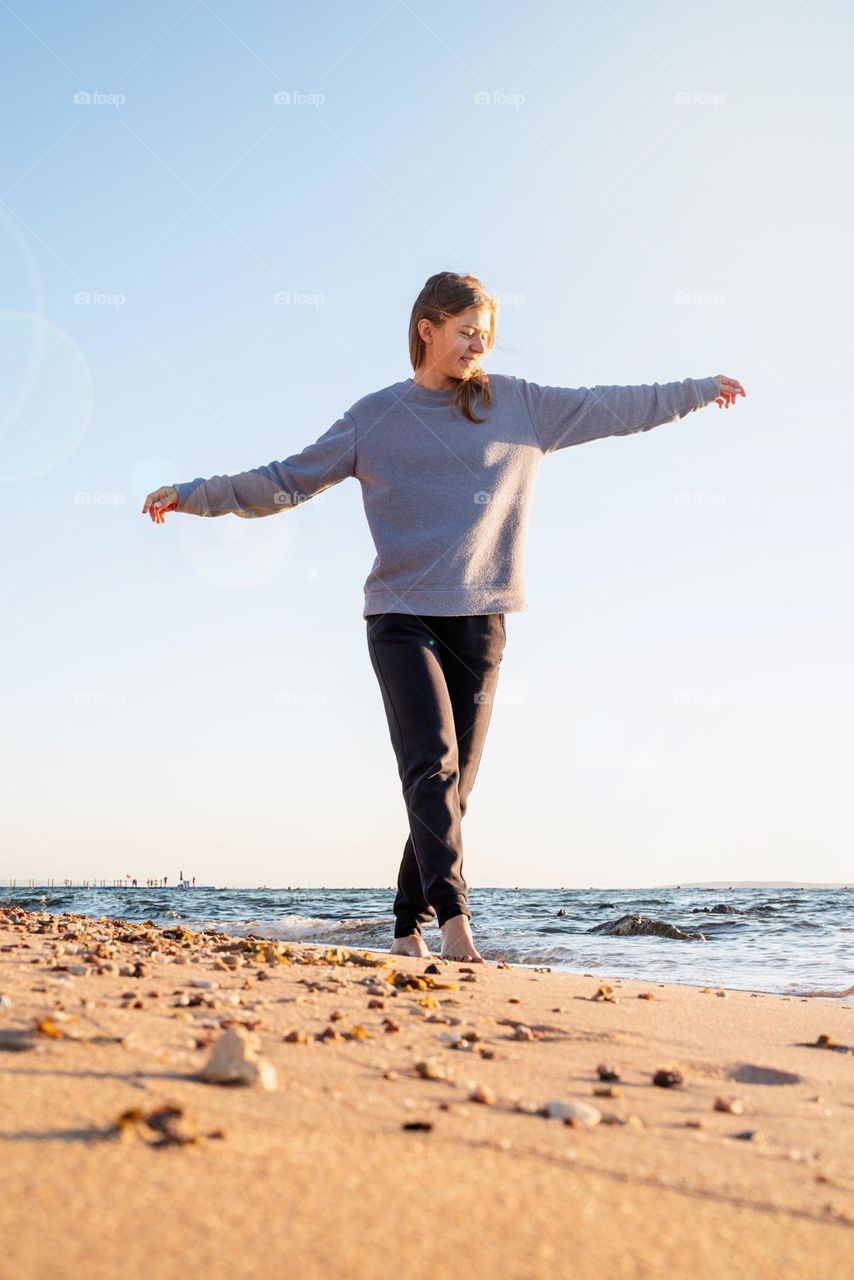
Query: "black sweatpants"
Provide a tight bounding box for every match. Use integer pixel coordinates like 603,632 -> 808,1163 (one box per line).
365,612 -> 506,938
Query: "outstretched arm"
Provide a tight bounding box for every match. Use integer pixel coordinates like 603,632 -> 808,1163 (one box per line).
520,374 -> 745,454
142,410 -> 357,523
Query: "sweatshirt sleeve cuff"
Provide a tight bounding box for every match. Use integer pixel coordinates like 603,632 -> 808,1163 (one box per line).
173,481 -> 195,511
697,376 -> 720,405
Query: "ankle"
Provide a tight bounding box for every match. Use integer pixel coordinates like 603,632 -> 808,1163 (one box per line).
440,912 -> 472,933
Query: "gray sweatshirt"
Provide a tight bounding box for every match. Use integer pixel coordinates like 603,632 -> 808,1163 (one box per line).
174,372 -> 721,617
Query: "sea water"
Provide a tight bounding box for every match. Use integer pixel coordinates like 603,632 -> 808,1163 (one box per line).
2,884 -> 851,999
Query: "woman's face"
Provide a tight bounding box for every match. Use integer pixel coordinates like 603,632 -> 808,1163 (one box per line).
418,305 -> 493,385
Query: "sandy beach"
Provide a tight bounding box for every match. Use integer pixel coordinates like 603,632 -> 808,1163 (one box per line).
1,904 -> 851,1279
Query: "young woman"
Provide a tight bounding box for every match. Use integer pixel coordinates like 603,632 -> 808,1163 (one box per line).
143,272 -> 745,963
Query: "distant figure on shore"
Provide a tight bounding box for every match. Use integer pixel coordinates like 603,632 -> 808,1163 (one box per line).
143,272 -> 745,964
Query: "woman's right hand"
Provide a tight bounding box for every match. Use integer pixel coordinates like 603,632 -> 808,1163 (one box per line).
142,485 -> 179,524
713,376 -> 746,409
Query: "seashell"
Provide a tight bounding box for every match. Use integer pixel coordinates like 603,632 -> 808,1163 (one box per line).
592,985 -> 619,1003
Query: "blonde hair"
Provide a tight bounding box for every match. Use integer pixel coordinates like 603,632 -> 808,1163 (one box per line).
408,272 -> 497,423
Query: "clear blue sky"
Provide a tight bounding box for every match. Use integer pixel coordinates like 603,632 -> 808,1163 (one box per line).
2,0 -> 852,888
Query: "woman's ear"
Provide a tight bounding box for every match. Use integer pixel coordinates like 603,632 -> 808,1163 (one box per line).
418,318 -> 433,346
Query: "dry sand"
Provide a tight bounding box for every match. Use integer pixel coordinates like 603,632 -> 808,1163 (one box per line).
0,904 -> 852,1280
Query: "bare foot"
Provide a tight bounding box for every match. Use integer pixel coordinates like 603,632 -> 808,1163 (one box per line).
390,934 -> 431,959
439,915 -> 485,963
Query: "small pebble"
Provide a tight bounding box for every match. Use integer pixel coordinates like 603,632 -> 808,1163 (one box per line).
597,1064 -> 621,1082
415,1058 -> 451,1081
543,1099 -> 601,1127
653,1068 -> 684,1088
714,1096 -> 745,1114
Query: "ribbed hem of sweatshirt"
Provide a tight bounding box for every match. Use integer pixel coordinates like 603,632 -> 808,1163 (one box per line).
363,585 -> 526,618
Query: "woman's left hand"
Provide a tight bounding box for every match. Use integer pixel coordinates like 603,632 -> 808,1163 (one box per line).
714,375 -> 746,409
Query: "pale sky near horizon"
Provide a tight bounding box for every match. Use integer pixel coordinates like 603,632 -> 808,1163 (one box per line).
2,1 -> 853,890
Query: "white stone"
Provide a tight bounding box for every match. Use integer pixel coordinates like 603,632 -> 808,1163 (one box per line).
198,1026 -> 277,1090
544,1098 -> 601,1127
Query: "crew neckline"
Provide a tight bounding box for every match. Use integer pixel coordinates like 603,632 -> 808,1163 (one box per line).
404,377 -> 454,399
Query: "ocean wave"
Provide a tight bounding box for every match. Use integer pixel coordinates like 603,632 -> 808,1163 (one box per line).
783,984 -> 854,999
207,914 -> 390,943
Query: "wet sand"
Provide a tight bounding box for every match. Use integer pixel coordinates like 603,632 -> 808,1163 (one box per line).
1,904 -> 852,1279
